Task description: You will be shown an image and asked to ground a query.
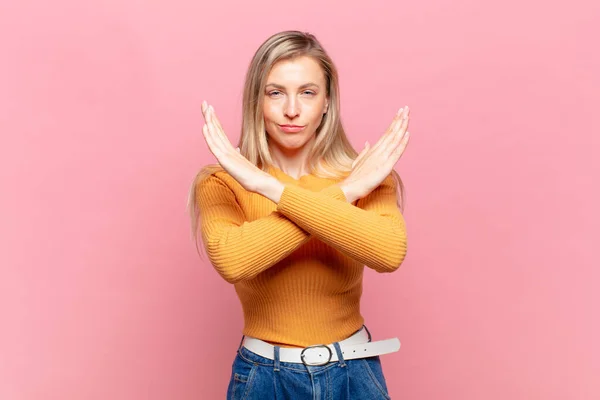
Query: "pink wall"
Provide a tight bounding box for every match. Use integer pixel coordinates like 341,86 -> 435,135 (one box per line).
1,0 -> 598,398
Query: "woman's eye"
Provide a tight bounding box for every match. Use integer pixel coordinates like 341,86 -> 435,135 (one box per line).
268,90 -> 315,97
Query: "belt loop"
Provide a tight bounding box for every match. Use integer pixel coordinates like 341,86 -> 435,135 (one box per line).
332,342 -> 346,368
363,324 -> 372,342
273,345 -> 281,372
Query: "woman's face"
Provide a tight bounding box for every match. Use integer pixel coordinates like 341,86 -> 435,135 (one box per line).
263,56 -> 329,153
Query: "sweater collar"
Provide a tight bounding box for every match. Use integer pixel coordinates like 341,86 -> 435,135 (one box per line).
268,165 -> 315,183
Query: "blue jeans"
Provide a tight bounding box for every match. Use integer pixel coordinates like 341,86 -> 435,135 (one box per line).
226,339 -> 392,399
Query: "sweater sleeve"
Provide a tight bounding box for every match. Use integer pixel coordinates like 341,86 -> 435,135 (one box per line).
195,174 -> 347,283
276,174 -> 407,273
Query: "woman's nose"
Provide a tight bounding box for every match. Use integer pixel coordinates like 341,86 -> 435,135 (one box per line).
284,99 -> 300,118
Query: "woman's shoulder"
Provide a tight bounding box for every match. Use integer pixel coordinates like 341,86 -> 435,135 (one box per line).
381,171 -> 399,188
194,165 -> 243,193
195,164 -> 226,182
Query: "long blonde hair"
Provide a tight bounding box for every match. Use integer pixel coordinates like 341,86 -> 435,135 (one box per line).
187,30 -> 405,246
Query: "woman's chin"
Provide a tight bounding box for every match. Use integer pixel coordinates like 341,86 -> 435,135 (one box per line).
273,135 -> 313,151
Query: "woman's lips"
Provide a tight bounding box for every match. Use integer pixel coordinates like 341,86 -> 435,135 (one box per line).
279,124 -> 305,133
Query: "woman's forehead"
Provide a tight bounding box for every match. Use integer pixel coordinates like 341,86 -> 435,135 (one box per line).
266,56 -> 326,87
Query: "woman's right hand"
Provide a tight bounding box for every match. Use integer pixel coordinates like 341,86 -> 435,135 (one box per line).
339,106 -> 411,203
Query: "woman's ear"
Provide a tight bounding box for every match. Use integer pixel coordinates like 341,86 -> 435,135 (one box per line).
323,101 -> 329,115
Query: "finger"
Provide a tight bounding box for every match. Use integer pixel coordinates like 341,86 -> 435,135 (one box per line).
372,108 -> 403,152
383,107 -> 403,133
379,107 -> 404,144
352,146 -> 363,168
205,112 -> 229,154
382,131 -> 409,173
203,122 -> 220,154
361,141 -> 371,162
390,106 -> 409,140
201,100 -> 209,120
202,123 -> 218,157
382,108 -> 403,139
352,141 -> 370,168
391,131 -> 410,159
394,108 -> 410,143
208,106 -> 235,152
385,106 -> 410,149
206,107 -> 229,152
208,105 -> 223,130
399,106 -> 410,133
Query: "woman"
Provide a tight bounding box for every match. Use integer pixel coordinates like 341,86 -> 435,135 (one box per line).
189,30 -> 410,399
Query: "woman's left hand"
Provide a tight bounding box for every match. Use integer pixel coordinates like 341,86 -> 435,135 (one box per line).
339,106 -> 410,203
201,101 -> 275,193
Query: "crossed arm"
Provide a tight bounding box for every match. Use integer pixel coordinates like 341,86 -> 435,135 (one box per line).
196,173 -> 407,284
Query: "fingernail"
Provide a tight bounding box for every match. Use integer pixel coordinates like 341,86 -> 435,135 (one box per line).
398,107 -> 403,114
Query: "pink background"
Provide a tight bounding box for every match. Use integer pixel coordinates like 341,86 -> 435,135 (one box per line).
1,0 -> 598,398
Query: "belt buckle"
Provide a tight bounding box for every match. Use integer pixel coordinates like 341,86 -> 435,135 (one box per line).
300,344 -> 332,366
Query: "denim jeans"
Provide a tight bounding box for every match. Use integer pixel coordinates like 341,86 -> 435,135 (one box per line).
226,338 -> 392,399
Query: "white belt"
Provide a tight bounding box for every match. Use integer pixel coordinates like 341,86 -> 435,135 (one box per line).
241,326 -> 400,366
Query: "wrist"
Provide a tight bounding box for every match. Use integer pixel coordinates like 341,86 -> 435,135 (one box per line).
258,176 -> 285,204
338,183 -> 360,203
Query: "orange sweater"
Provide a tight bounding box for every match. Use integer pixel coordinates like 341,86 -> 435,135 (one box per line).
195,165 -> 407,347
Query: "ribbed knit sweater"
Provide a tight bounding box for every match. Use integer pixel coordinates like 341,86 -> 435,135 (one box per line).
195,165 -> 407,348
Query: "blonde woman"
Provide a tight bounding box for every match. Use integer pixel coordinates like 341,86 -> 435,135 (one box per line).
190,30 -> 410,399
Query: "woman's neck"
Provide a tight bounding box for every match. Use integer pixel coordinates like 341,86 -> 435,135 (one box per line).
269,138 -> 315,180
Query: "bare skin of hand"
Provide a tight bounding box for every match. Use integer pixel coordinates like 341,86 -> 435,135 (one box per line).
201,101 -> 410,204
340,106 -> 411,203
201,101 -> 281,197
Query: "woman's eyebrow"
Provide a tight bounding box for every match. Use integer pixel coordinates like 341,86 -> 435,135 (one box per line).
265,82 -> 320,90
